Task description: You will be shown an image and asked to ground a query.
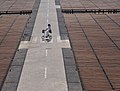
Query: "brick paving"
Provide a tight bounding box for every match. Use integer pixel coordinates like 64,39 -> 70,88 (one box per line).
0,14 -> 29,89
63,13 -> 120,90
0,0 -> 35,11
60,0 -> 120,9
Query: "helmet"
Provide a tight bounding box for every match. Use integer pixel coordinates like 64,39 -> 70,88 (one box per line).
48,24 -> 51,26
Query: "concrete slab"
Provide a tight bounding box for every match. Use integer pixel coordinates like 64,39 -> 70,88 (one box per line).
17,0 -> 68,91
62,48 -> 83,91
1,83 -> 17,91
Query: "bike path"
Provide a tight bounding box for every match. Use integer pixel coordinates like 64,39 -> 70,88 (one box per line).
17,0 -> 69,91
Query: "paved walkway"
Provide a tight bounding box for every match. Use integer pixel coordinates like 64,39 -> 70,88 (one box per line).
17,0 -> 70,91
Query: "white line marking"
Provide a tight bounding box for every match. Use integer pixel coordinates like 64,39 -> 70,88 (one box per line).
46,49 -> 48,56
56,5 -> 61,9
57,36 -> 61,42
33,37 -> 37,42
45,67 -> 47,78
47,0 -> 49,24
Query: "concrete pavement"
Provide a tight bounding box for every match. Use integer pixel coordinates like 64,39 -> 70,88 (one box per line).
17,0 -> 70,91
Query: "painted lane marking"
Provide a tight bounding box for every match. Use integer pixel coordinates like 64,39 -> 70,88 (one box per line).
56,5 -> 61,9
32,37 -> 37,43
47,0 -> 49,24
45,67 -> 47,79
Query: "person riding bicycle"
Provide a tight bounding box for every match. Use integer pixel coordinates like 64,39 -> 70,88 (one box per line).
42,24 -> 52,41
44,24 -> 52,38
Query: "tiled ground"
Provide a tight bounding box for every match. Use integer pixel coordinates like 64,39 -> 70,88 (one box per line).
60,0 -> 120,9
0,0 -> 35,11
63,13 -> 120,90
0,0 -> 37,89
0,15 -> 29,89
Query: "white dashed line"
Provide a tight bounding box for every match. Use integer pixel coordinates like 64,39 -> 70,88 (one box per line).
45,67 -> 47,79
47,0 -> 49,24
